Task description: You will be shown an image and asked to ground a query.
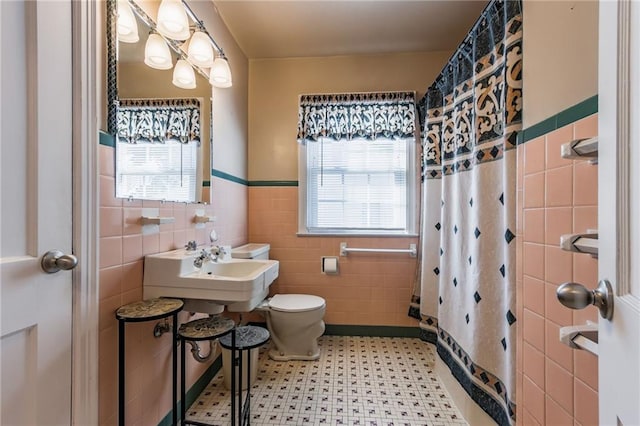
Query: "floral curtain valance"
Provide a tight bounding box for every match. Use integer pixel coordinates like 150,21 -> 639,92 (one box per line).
116,98 -> 201,144
297,92 -> 416,143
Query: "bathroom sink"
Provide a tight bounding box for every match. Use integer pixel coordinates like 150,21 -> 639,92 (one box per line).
143,248 -> 279,312
197,260 -> 267,277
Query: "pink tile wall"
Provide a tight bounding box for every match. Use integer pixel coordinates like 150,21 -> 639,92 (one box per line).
516,114 -> 599,425
98,145 -> 248,425
248,186 -> 418,326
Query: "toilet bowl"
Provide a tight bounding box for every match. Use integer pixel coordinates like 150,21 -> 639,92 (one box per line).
258,294 -> 326,361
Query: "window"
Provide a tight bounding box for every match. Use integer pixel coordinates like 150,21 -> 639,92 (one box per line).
297,92 -> 418,236
116,139 -> 198,202
299,136 -> 417,235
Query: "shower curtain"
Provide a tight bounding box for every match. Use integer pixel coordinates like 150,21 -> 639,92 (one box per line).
409,0 -> 522,424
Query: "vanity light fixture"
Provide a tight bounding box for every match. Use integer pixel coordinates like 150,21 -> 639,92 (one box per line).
187,29 -> 215,68
144,33 -> 173,70
172,59 -> 196,89
119,0 -> 233,88
116,0 -> 139,43
209,55 -> 233,88
156,0 -> 190,41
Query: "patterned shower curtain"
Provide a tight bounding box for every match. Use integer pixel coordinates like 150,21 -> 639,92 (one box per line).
408,1 -> 522,424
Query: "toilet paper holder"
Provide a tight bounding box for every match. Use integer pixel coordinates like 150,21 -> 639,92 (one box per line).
321,256 -> 339,275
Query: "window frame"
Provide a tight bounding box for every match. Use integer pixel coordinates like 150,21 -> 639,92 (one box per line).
298,135 -> 418,236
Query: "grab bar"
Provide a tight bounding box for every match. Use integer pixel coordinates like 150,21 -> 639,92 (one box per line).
339,242 -> 417,257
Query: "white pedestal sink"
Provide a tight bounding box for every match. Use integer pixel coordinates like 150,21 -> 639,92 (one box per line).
143,248 -> 279,313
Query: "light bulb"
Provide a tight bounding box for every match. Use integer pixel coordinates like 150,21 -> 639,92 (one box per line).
144,33 -> 172,70
187,30 -> 214,68
172,60 -> 196,89
156,0 -> 190,41
117,0 -> 139,43
209,56 -> 233,88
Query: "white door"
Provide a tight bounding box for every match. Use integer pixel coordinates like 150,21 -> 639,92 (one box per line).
598,0 -> 640,424
0,1 -> 74,425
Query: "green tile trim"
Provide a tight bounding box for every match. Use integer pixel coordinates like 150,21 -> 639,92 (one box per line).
202,180 -> 210,187
248,180 -> 299,187
521,95 -> 598,143
522,115 -> 557,142
99,130 -> 115,147
211,169 -> 249,186
157,355 -> 223,426
557,95 -> 599,128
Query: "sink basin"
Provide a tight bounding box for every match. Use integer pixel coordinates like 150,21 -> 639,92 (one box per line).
143,248 -> 279,312
196,260 -> 268,277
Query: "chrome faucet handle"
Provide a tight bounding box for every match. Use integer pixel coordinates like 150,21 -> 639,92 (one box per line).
193,249 -> 214,268
185,240 -> 197,251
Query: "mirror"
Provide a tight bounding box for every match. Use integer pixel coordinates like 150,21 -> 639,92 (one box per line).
107,0 -> 215,203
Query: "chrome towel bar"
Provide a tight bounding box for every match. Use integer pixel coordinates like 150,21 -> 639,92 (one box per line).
560,136 -> 598,163
339,242 -> 417,257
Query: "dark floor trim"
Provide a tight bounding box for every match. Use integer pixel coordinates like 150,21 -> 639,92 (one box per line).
158,356 -> 223,426
324,324 -> 420,338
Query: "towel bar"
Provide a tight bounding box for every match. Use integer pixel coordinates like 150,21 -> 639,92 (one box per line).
339,242 -> 417,257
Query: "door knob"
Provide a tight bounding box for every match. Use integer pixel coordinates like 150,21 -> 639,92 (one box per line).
556,280 -> 613,320
41,249 -> 78,273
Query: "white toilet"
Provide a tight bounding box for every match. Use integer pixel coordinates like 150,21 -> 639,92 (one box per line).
258,294 -> 326,361
231,244 -> 326,361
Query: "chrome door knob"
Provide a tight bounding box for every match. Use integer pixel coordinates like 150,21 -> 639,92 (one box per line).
41,249 -> 78,273
557,280 -> 613,320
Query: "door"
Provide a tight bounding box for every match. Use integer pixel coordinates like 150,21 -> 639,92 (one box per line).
598,0 -> 640,424
1,1 -> 74,424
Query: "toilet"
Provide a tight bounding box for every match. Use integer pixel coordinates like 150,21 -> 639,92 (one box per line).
231,244 -> 326,361
258,294 -> 326,361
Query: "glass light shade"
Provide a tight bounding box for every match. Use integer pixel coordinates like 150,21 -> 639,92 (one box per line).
172,60 -> 196,89
187,31 -> 214,67
209,57 -> 233,88
144,34 -> 173,70
156,0 -> 190,41
117,0 -> 139,43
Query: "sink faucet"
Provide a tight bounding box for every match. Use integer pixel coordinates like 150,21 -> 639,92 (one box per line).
210,245 -> 227,260
185,240 -> 197,251
193,249 -> 215,268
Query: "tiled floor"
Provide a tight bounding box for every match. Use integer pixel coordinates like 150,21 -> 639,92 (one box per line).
186,335 -> 467,425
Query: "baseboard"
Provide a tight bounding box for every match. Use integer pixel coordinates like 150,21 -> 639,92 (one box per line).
324,324 -> 420,338
157,356 -> 223,426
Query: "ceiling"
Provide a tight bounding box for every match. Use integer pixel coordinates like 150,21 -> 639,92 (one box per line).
213,0 -> 490,59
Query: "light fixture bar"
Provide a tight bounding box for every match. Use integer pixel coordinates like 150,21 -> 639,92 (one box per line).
181,1 -> 226,59
125,0 -> 213,81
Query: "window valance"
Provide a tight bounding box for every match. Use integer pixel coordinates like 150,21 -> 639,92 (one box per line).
116,98 -> 201,144
297,92 -> 416,143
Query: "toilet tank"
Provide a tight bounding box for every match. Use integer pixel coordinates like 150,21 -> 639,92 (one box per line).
231,243 -> 270,260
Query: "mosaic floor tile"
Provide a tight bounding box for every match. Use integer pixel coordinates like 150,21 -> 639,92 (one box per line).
186,336 -> 467,425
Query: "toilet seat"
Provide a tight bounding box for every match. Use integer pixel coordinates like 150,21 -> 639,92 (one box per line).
268,294 -> 325,313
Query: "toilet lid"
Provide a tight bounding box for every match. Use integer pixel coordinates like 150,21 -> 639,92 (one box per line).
268,294 -> 325,313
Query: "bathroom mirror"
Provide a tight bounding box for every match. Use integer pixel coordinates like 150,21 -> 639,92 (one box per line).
107,0 -> 213,203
